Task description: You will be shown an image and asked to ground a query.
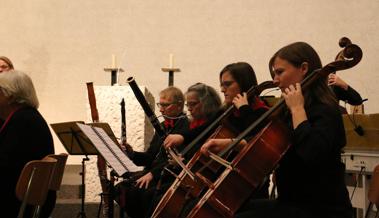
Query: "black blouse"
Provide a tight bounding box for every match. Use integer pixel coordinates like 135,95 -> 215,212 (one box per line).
275,101 -> 352,210
0,107 -> 54,217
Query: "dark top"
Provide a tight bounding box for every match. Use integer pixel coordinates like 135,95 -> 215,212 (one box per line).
275,100 -> 352,210
131,114 -> 189,180
0,107 -> 55,217
333,85 -> 363,106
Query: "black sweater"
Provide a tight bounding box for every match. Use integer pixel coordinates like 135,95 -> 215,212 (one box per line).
276,101 -> 351,211
0,107 -> 54,217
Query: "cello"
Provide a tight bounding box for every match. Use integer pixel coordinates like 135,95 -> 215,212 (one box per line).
153,37 -> 363,218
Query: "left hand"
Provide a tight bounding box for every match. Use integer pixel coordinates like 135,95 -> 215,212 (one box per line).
135,172 -> 154,189
282,83 -> 307,129
328,74 -> 348,90
232,93 -> 249,109
282,83 -> 304,113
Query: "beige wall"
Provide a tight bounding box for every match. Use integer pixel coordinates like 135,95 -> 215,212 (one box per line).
1,0 -> 378,163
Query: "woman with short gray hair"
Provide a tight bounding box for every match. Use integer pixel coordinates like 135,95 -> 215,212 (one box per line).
0,70 -> 55,217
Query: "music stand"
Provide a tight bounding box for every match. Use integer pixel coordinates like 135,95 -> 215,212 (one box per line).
50,121 -> 99,218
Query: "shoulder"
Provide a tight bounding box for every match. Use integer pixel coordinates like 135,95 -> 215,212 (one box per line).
13,107 -> 46,123
306,101 -> 341,123
12,107 -> 50,130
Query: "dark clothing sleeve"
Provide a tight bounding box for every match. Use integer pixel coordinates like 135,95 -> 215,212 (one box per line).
276,102 -> 351,209
235,105 -> 268,138
130,117 -> 190,180
333,85 -> 363,105
149,118 -> 190,180
292,104 -> 346,165
132,133 -> 162,167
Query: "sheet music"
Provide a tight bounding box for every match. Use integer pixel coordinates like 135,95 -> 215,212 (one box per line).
77,123 -> 140,176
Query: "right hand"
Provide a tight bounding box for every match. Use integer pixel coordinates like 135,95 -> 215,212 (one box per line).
200,138 -> 232,156
164,134 -> 184,149
135,172 -> 154,189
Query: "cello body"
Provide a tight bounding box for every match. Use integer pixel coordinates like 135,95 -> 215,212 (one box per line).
186,119 -> 291,217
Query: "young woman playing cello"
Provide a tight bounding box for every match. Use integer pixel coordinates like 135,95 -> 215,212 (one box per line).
228,42 -> 353,218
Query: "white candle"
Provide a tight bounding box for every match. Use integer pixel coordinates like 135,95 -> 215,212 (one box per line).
169,54 -> 174,68
112,54 -> 117,68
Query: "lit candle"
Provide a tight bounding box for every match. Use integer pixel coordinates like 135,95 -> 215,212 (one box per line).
169,54 -> 174,68
112,54 -> 117,68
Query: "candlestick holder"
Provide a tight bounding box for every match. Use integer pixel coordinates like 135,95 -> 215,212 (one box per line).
104,68 -> 124,86
161,67 -> 180,86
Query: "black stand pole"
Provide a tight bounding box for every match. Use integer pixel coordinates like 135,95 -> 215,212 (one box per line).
77,156 -> 89,218
168,71 -> 174,86
161,68 -> 181,87
104,68 -> 124,86
111,70 -> 117,86
108,173 -> 116,218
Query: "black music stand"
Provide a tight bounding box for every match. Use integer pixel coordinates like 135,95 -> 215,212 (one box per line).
50,121 -> 99,218
76,122 -> 141,218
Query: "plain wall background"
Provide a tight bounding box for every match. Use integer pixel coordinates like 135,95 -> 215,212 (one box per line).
1,0 -> 378,164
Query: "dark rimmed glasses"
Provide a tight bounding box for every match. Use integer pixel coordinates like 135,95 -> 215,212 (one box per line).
220,80 -> 235,89
185,101 -> 200,108
156,102 -> 175,108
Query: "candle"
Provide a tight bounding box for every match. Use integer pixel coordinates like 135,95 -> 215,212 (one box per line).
169,54 -> 174,68
112,54 -> 117,68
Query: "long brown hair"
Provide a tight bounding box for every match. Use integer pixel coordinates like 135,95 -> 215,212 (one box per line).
220,62 -> 258,93
269,42 -> 338,109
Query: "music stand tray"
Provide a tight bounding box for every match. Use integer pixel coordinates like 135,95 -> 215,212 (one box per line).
51,121 -> 98,156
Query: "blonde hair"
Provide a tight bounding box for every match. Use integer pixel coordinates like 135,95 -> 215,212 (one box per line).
0,70 -> 39,108
159,86 -> 184,110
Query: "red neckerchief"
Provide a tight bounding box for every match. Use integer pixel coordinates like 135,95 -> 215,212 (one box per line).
164,119 -> 175,128
233,97 -> 269,117
190,118 -> 206,129
0,107 -> 21,134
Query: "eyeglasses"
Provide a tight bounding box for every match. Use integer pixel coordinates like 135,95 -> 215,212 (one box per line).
0,65 -> 10,70
220,80 -> 235,89
185,101 -> 200,108
156,102 -> 175,108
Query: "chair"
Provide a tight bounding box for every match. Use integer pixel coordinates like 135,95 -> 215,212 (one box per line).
44,153 -> 68,191
15,157 -> 57,218
366,165 -> 379,218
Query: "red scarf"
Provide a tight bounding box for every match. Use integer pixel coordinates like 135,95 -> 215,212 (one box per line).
233,97 -> 269,117
0,107 -> 21,134
164,119 -> 175,128
189,118 -> 206,129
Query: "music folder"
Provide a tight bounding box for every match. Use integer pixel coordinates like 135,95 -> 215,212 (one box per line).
76,123 -> 140,176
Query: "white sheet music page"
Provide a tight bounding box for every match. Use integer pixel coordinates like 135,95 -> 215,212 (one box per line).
77,123 -> 140,176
